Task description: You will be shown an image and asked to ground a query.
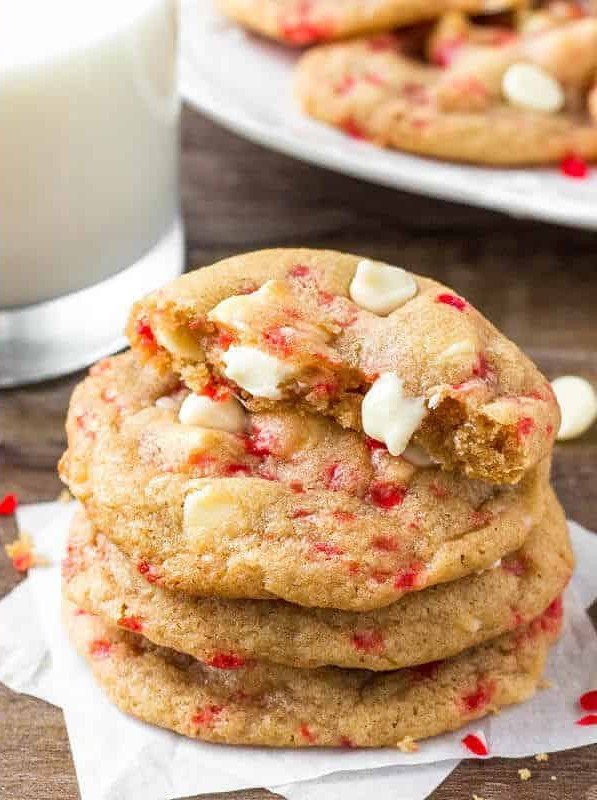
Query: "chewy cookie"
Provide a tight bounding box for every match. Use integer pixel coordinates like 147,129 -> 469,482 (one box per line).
64,595 -> 562,747
126,249 -> 559,485
295,10 -> 597,165
60,351 -> 548,611
64,491 -> 572,671
216,0 -> 522,46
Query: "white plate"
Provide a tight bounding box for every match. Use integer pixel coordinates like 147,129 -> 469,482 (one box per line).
181,1 -> 597,230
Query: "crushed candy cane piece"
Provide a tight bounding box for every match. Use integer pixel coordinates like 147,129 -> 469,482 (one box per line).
560,155 -> 589,179
580,690 -> 597,712
5,533 -> 49,572
462,731 -> 489,756
576,714 -> 597,726
0,493 -> 18,515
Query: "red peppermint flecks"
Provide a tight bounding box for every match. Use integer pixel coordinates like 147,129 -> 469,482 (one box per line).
436,293 -> 467,312
289,264 -> 312,285
89,639 -> 113,659
137,560 -> 160,584
347,561 -> 360,575
341,116 -> 368,140
298,723 -> 317,743
192,704 -> 224,727
576,715 -> 597,726
339,736 -> 356,748
546,423 -> 554,437
0,494 -> 18,515
560,155 -> 589,179
118,615 -> 144,633
502,557 -> 526,577
462,732 -> 489,756
216,331 -> 235,351
472,354 -> 493,381
461,681 -> 494,714
371,535 -> 399,552
310,542 -> 345,559
333,510 -> 356,523
280,16 -> 333,45
136,318 -> 156,348
187,452 -> 219,470
243,426 -> 277,458
222,462 -> 252,477
517,417 -> 535,440
290,481 -> 304,494
323,462 -> 358,493
335,74 -> 356,95
206,653 -> 246,670
291,508 -> 311,519
200,378 -> 231,402
394,564 -> 422,590
364,436 -> 387,452
351,629 -> 385,653
369,480 -> 406,509
430,482 -> 449,499
431,36 -> 465,67
536,596 -> 564,635
262,326 -> 294,357
580,691 -> 597,712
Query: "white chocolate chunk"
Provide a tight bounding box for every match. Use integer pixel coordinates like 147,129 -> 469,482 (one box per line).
362,373 -> 427,456
349,259 -> 417,315
183,485 -> 246,543
222,345 -> 297,400
153,319 -> 202,359
208,280 -> 284,330
551,375 -> 597,440
402,443 -> 435,467
440,339 -> 477,359
178,392 -> 246,433
502,63 -> 564,113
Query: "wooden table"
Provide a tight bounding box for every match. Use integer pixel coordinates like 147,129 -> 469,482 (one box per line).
1,106 -> 596,800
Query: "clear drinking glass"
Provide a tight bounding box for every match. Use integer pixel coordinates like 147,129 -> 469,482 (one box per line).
0,0 -> 184,387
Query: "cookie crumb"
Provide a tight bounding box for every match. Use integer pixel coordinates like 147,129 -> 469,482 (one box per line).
518,768 -> 532,781
397,735 -> 419,752
535,752 -> 549,762
538,677 -> 552,690
551,775 -> 557,781
5,533 -> 49,572
57,488 -> 73,503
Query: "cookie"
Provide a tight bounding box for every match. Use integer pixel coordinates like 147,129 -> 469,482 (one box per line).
60,351 -> 548,611
64,490 -> 572,671
295,11 -> 597,165
63,595 -> 562,747
126,249 -> 559,484
216,0 -> 522,46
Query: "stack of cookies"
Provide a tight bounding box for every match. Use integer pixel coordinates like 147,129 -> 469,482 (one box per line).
216,0 -> 597,166
59,249 -> 572,748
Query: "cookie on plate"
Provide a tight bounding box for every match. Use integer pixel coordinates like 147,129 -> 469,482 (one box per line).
63,595 -> 562,747
126,249 -> 559,484
60,350 -> 549,611
295,10 -> 597,164
63,490 -> 572,671
216,0 -> 523,46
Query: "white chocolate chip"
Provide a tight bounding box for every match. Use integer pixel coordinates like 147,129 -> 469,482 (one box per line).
208,281 -> 284,329
349,259 -> 417,315
362,373 -> 427,456
178,392 -> 246,433
153,319 -> 202,359
402,443 -> 435,467
502,63 -> 564,113
551,375 -> 597,440
440,340 -> 477,359
183,485 -> 245,542
222,345 -> 297,400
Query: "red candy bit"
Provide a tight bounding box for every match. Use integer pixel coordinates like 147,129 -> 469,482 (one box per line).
291,508 -> 311,519
206,653 -> 246,670
577,715 -> 597,726
350,629 -> 385,653
298,723 -> 317,743
118,615 -> 144,633
323,462 -> 358,493
280,16 -> 333,45
290,481 -> 305,494
580,691 -> 597,712
335,74 -> 356,96
310,542 -> 345,559
339,736 -> 356,748
289,264 -> 312,285
461,681 -> 494,714
394,563 -> 423,590
89,639 -> 113,659
135,317 -> 157,349
472,354 -> 494,381
560,154 -> 589,180
364,436 -> 387,452
262,326 -> 294,357
340,116 -> 368,141
462,732 -> 489,757
333,510 -> 356,523
347,561 -> 360,575
371,535 -> 399,552
216,331 -> 235,351
431,36 -> 465,67
200,378 -> 231,402
436,293 -> 467,312
502,557 -> 527,577
538,595 -> 564,635
430,482 -> 449,499
369,480 -> 406,509
137,560 -> 161,584
0,493 -> 18,515
517,416 -> 535,440
222,462 -> 252,477
243,426 -> 277,458
546,423 -> 555,437
192,704 -> 224,727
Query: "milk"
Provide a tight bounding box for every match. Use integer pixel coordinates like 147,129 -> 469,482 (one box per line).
0,0 -> 180,308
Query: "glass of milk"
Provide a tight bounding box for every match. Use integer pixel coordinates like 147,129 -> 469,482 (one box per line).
0,0 -> 184,386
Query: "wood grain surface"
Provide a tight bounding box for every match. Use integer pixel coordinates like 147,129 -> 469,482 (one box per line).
0,106 -> 596,800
